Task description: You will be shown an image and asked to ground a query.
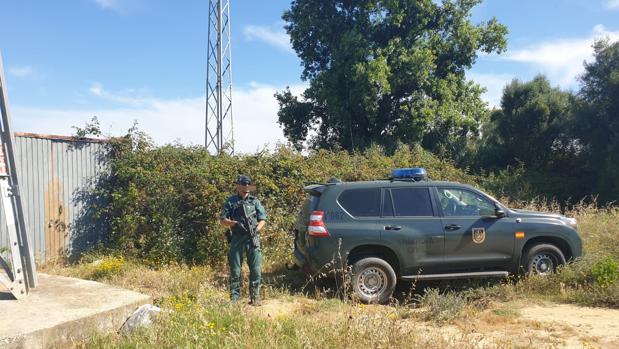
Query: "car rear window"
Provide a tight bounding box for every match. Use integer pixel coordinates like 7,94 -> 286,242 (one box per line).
338,188 -> 381,217
390,187 -> 434,216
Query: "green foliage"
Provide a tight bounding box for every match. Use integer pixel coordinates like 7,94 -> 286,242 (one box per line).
481,166 -> 588,203
590,256 -> 619,288
573,40 -> 619,203
87,256 -> 126,280
470,76 -> 587,202
476,76 -> 575,170
58,254 -> 129,281
415,288 -> 466,323
513,254 -> 619,308
277,0 -> 507,156
72,116 -> 103,138
472,41 -> 619,204
81,139 -> 475,267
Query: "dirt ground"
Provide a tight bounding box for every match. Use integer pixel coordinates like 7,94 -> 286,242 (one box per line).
518,303 -> 619,348
251,298 -> 619,349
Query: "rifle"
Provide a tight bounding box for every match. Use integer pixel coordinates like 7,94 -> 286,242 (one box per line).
240,203 -> 260,249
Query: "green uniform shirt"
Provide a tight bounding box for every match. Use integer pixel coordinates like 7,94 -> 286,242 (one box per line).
220,194 -> 267,234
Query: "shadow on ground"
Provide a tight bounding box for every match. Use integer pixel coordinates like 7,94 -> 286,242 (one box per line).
262,263 -> 509,305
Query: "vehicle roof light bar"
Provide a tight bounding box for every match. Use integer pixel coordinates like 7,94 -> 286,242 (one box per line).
390,168 -> 428,182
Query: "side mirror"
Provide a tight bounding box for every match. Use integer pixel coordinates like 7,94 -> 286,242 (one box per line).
495,205 -> 506,218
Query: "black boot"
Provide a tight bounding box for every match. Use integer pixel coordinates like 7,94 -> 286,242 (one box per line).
249,294 -> 261,306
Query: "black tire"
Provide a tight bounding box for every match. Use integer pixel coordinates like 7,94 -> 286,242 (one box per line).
523,243 -> 566,276
351,257 -> 397,304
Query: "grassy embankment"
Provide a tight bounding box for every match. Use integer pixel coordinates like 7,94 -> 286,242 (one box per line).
46,201 -> 618,348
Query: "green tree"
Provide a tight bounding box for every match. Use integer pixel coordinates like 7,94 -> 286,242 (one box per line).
574,40 -> 619,202
276,0 -> 507,156
476,76 -> 575,171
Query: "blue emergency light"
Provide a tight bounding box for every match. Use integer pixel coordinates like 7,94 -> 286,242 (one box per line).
391,167 -> 428,181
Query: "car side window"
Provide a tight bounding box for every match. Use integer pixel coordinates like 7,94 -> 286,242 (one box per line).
390,188 -> 433,217
338,188 -> 381,217
438,188 -> 495,216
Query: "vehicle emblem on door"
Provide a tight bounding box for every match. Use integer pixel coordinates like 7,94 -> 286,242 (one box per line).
472,228 -> 486,244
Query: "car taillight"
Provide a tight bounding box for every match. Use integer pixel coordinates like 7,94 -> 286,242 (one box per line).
308,210 -> 330,237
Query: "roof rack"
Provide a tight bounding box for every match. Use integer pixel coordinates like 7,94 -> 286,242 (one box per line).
303,176 -> 342,186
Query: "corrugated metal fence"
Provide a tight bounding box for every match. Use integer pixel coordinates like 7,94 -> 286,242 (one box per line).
0,133 -> 109,265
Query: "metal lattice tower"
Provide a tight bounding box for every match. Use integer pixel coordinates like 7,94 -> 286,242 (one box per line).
205,0 -> 234,154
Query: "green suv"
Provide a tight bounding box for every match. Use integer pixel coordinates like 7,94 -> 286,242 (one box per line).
291,168 -> 582,304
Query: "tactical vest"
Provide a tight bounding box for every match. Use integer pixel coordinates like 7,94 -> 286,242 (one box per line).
231,195 -> 258,235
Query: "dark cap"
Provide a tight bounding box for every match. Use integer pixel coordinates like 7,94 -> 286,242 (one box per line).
236,175 -> 252,185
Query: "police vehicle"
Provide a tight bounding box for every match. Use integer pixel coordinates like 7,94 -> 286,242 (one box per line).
291,168 -> 582,304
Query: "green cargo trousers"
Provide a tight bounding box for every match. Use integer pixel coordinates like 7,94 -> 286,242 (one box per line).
228,233 -> 261,301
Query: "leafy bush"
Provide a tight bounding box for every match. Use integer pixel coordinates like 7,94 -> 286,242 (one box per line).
590,257 -> 619,288
77,256 -> 127,280
76,136 -> 476,268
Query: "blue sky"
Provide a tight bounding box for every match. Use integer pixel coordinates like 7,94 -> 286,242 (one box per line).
1,0 -> 618,153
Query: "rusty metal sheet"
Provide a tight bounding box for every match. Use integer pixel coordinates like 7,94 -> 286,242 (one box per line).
0,134 -> 108,265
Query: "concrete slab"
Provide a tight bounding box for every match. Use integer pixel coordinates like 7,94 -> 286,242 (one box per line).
0,273 -> 151,349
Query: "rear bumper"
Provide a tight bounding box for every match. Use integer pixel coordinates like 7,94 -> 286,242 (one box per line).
292,246 -> 319,274
292,229 -> 314,273
292,248 -> 306,268
292,230 -> 339,275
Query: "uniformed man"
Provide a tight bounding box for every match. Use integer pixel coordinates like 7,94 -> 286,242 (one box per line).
219,175 -> 267,305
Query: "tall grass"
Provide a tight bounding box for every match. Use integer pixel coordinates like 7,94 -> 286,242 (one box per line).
71,273 -> 509,349
45,200 -> 618,348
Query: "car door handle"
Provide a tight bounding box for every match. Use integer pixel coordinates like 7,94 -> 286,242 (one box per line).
444,224 -> 461,231
384,225 -> 402,231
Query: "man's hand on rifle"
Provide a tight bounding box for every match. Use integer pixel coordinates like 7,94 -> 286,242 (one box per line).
256,220 -> 266,232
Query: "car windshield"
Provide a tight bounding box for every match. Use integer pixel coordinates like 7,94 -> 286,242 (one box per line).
481,190 -> 504,208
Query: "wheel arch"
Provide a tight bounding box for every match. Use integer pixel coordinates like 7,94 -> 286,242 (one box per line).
347,244 -> 401,277
521,236 -> 574,264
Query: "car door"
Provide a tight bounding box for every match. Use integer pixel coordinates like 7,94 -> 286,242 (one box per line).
436,187 -> 515,271
380,187 -> 445,275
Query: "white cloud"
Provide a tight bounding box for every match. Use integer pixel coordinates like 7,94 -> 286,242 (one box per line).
467,73 -> 515,108
12,83 -> 307,154
89,83 -> 104,96
88,83 -> 151,107
607,0 -> 619,9
243,24 -> 294,53
8,66 -> 33,78
504,25 -> 619,87
93,0 -> 143,14
94,0 -> 119,10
